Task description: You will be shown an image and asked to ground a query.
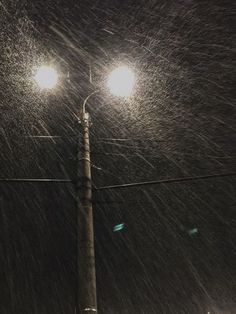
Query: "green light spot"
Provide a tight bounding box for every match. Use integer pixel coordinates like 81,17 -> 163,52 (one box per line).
113,223 -> 125,232
188,228 -> 198,236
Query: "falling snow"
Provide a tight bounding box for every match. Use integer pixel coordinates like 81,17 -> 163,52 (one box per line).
0,0 -> 235,313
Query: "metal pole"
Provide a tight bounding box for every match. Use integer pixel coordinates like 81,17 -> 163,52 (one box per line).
77,110 -> 97,314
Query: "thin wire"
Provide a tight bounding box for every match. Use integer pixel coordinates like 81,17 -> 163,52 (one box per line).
20,136 -> 166,141
95,172 -> 236,191
24,136 -> 74,138
0,178 -> 72,183
0,172 -> 235,188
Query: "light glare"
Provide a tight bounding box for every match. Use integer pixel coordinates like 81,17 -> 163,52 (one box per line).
107,66 -> 135,97
34,65 -> 58,89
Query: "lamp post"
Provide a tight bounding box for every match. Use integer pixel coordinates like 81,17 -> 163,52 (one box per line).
34,64 -> 135,313
77,91 -> 99,314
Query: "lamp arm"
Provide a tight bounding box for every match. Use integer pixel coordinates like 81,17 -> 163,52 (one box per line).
82,90 -> 100,113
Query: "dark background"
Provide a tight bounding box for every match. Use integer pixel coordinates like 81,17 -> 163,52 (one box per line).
0,0 -> 235,313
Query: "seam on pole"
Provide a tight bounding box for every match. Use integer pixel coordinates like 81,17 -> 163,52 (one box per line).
78,158 -> 91,162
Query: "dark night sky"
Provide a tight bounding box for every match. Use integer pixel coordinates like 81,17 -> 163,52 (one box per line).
0,0 -> 235,313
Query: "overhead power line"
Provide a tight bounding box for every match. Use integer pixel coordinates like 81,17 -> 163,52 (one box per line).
95,172 -> 236,191
0,178 -> 72,183
0,172 -> 235,188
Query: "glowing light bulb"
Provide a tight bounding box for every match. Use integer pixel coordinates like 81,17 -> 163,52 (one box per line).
34,65 -> 58,89
107,66 -> 135,97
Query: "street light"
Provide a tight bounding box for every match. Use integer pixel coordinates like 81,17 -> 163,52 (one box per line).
34,65 -> 58,89
107,65 -> 135,97
34,63 -> 135,314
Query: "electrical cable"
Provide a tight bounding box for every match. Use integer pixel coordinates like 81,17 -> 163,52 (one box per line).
0,178 -> 72,183
0,172 -> 235,189
95,172 -> 236,191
